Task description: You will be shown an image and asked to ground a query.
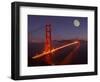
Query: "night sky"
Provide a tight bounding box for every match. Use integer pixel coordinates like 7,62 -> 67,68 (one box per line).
28,15 -> 88,43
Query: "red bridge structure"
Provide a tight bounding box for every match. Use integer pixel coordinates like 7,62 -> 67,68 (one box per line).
32,24 -> 80,65
44,24 -> 53,64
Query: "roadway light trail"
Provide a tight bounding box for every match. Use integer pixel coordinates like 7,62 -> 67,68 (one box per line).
59,42 -> 80,64
32,41 -> 79,59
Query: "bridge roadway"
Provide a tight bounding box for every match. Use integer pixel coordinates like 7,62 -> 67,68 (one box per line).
32,41 -> 80,59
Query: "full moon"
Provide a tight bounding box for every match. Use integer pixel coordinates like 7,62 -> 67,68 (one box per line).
73,19 -> 80,27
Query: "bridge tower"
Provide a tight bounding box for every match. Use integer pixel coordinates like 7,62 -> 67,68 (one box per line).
44,24 -> 52,64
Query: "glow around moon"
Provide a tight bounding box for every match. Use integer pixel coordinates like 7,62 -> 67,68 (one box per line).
73,19 -> 80,27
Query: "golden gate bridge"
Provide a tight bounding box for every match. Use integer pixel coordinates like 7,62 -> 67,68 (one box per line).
32,23 -> 80,65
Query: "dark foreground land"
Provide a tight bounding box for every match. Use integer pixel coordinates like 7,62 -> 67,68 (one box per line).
28,40 -> 88,66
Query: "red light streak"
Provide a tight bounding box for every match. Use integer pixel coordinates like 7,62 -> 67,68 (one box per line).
58,42 -> 80,64
32,41 -> 79,59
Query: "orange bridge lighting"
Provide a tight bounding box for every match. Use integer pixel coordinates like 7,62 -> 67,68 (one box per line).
32,41 -> 79,59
